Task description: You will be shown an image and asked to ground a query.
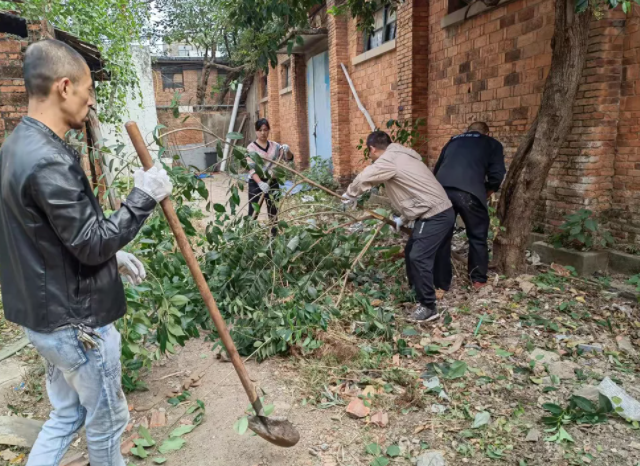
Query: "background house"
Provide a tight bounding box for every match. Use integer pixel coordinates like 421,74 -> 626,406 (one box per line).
256,0 -> 640,244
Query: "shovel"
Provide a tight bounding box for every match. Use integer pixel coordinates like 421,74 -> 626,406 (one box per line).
125,121 -> 300,448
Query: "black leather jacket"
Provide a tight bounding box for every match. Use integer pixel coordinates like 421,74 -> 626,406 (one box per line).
0,117 -> 157,332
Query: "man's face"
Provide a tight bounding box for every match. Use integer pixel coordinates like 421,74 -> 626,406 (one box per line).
59,65 -> 95,130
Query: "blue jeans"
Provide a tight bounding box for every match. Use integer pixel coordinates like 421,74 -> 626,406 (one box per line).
24,324 -> 129,466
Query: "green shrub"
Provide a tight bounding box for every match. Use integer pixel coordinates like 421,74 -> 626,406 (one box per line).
550,209 -> 614,251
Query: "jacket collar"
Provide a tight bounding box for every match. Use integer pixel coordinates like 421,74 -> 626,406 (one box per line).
380,143 -> 422,162
22,116 -> 81,161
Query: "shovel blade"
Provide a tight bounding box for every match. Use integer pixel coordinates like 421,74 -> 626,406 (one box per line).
247,415 -> 300,448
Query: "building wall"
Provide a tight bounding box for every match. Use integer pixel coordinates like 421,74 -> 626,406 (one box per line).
347,19 -> 398,174
152,68 -> 227,107
612,10 -> 640,242
100,45 -> 159,165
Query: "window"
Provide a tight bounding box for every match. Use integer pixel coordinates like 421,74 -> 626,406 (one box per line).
447,0 -> 469,13
162,68 -> 184,90
261,76 -> 269,98
364,7 -> 397,52
281,62 -> 291,89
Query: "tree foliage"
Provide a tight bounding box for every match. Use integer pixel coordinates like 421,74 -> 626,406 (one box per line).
1,0 -> 149,125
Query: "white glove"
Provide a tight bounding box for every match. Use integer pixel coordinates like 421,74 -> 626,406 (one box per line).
258,181 -> 270,194
281,144 -> 290,153
116,251 -> 146,285
393,216 -> 403,232
133,166 -> 173,202
341,192 -> 357,209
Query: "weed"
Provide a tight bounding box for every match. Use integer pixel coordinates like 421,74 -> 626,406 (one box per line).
550,209 -> 614,251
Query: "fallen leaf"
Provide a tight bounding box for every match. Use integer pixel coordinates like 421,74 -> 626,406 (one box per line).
362,385 -> 376,398
346,398 -> 370,418
472,411 -> 491,428
169,425 -> 196,438
392,354 -> 400,366
370,411 -> 389,428
1,450 -> 18,461
575,296 -> 586,303
158,437 -> 186,454
551,263 -> 570,277
414,425 -> 426,434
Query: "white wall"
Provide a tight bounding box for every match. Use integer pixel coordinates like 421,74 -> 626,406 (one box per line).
99,45 -> 160,170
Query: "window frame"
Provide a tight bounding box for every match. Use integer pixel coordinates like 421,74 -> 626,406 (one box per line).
281,61 -> 291,89
161,67 -> 185,91
364,6 -> 397,52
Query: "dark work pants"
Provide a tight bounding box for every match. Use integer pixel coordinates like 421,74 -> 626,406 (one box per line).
248,179 -> 279,219
437,187 -> 490,286
405,208 -> 455,309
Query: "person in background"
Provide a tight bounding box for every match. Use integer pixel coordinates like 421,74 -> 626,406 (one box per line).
0,40 -> 173,466
342,131 -> 454,322
246,118 -> 294,229
433,121 -> 506,291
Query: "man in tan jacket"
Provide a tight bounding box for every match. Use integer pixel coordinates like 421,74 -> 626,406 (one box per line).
342,131 -> 455,322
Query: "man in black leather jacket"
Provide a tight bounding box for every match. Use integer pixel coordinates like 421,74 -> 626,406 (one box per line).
0,40 -> 172,466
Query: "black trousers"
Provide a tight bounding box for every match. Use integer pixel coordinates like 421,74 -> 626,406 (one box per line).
248,179 -> 279,219
405,208 -> 455,309
437,188 -> 490,286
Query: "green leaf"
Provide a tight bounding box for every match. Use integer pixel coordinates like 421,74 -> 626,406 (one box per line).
571,395 -> 597,413
153,458 -> 167,464
370,458 -> 390,466
213,203 -> 226,213
170,424 -> 196,437
402,327 -> 419,336
558,426 -> 574,443
170,295 -> 189,307
167,322 -> 186,337
584,218 -> 597,232
612,396 -> 623,405
543,386 -> 559,393
472,411 -> 491,428
365,443 -> 381,455
139,426 -> 155,446
227,132 -> 244,140
287,236 -> 300,252
130,446 -> 148,458
386,445 -> 401,457
444,361 -> 468,379
495,349 -> 512,358
234,416 -> 249,435
543,403 -> 564,415
158,437 -> 186,454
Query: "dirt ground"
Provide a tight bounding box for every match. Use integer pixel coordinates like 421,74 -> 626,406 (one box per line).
2,174 -> 640,466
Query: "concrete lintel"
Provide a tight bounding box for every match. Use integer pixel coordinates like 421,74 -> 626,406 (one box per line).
352,39 -> 396,66
279,86 -> 292,96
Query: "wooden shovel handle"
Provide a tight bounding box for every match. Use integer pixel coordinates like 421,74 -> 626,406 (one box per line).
125,122 -> 264,415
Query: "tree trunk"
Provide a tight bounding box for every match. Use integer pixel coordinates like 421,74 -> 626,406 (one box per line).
196,44 -> 215,107
493,0 -> 591,276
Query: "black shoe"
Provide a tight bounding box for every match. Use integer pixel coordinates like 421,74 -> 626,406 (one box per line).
411,304 -> 440,322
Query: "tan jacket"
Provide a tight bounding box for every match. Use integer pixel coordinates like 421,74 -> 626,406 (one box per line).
346,143 -> 452,222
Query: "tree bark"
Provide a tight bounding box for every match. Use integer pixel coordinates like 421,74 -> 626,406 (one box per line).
493,0 -> 591,276
196,45 -> 214,107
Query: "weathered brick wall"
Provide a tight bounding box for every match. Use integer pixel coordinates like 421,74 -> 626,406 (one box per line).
272,54 -> 310,169
157,110 -> 204,146
427,0 -> 552,168
0,21 -> 55,145
612,10 -> 640,243
0,35 -> 28,144
346,18 -> 398,174
327,0 -> 354,182
541,12 -> 626,229
152,68 -> 234,107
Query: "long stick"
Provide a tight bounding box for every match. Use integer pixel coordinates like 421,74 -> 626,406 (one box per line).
341,63 -> 375,131
125,121 -> 266,417
221,83 -> 243,172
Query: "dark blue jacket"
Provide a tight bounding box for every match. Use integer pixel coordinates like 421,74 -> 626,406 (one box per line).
433,131 -> 506,206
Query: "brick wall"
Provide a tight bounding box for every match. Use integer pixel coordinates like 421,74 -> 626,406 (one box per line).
346,18 -> 398,174
0,34 -> 28,144
157,110 -> 204,146
427,0 -> 552,168
152,68 -> 230,107
271,55 -> 310,169
612,10 -> 640,242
